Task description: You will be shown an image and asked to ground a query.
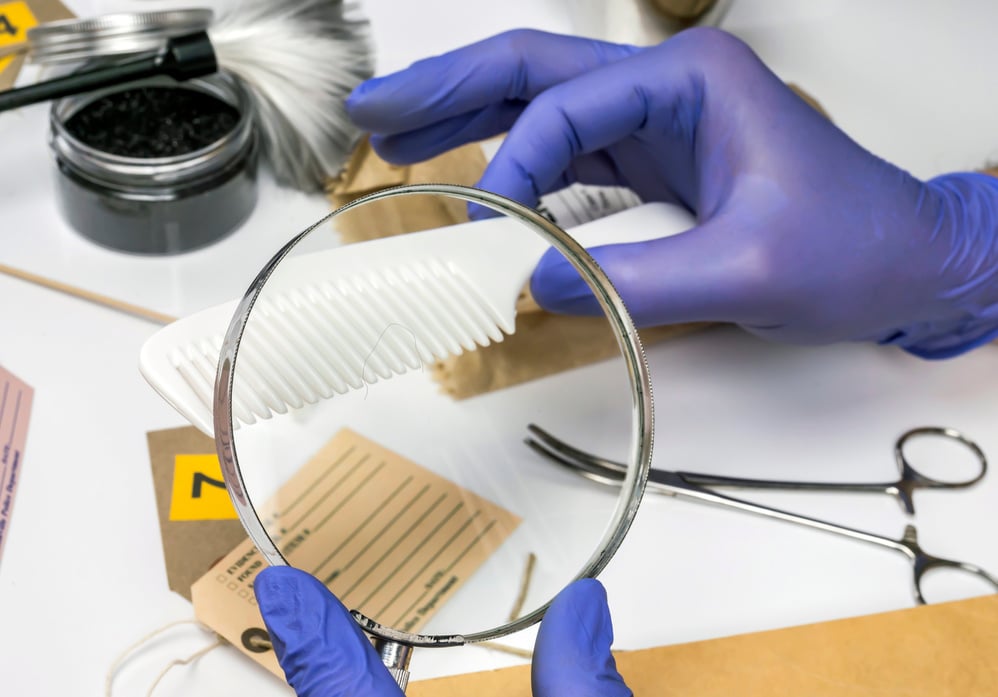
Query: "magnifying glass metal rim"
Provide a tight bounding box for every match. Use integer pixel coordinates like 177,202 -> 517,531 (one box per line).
213,183 -> 654,647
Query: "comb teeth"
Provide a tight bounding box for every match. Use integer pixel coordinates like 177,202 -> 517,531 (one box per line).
169,259 -> 513,426
143,202 -> 697,436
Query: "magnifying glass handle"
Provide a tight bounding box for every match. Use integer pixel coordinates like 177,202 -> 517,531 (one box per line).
373,638 -> 413,692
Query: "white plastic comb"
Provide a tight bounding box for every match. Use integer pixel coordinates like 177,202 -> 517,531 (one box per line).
140,202 -> 695,435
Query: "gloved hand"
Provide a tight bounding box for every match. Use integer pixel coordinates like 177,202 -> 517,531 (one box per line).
346,28 -> 998,358
255,567 -> 632,697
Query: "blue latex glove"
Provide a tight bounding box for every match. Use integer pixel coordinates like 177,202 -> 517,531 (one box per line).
346,28 -> 998,358
255,567 -> 632,697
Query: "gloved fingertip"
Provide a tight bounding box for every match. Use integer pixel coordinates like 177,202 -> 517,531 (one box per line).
254,567 -> 331,644
530,247 -> 602,316
467,201 -> 500,221
533,579 -> 631,697
347,76 -> 403,130
367,134 -> 417,165
345,78 -> 376,112
255,566 -> 309,609
255,568 -> 403,697
548,578 -> 614,651
475,166 -> 541,214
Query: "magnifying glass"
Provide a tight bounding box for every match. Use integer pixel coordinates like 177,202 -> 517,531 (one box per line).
213,184 -> 655,689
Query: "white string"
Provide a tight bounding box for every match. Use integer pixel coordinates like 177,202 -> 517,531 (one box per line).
104,619 -> 221,697
104,550 -> 537,690
144,637 -> 226,697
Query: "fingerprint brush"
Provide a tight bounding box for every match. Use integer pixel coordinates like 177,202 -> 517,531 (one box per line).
0,1 -> 373,190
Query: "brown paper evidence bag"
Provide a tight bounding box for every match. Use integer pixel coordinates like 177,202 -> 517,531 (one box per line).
411,593 -> 998,696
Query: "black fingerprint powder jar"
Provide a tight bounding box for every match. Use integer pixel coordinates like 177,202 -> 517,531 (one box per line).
50,72 -> 258,254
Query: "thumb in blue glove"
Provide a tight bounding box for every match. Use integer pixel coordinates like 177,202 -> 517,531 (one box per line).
255,566 -> 404,696
532,578 -> 632,697
255,567 -> 632,696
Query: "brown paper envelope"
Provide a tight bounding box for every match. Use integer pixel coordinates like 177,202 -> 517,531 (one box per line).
327,137 -> 487,241
432,318 -> 711,399
410,593 -> 998,696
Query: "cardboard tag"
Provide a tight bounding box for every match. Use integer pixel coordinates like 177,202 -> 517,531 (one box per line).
192,428 -> 521,677
0,0 -> 74,90
147,427 -> 247,601
0,2 -> 38,63
0,366 -> 33,571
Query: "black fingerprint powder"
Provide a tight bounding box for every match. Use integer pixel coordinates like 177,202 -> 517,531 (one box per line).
65,86 -> 240,158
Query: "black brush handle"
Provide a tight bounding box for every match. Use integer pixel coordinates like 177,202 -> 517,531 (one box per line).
0,31 -> 218,114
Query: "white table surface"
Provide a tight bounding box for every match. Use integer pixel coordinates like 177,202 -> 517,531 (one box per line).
3,0 -> 998,694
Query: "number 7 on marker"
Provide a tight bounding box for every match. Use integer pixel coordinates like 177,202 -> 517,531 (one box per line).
169,454 -> 239,521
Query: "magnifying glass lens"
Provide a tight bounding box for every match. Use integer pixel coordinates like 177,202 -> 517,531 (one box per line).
225,187 -> 648,642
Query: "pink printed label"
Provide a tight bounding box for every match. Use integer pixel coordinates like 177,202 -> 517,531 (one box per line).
0,366 -> 33,569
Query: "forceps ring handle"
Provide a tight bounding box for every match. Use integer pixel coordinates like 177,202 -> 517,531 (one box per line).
893,427 -> 988,513
901,525 -> 998,604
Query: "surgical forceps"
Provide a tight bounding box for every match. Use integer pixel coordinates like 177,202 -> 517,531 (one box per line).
526,425 -> 998,604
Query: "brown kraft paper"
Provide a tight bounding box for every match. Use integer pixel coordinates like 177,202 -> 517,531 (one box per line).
410,593 -> 998,696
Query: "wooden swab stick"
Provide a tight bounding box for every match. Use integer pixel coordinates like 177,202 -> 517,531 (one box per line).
0,263 -> 176,325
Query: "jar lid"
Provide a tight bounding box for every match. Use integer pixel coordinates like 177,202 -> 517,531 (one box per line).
26,9 -> 213,65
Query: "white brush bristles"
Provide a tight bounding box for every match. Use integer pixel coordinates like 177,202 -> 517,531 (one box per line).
210,0 -> 374,191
